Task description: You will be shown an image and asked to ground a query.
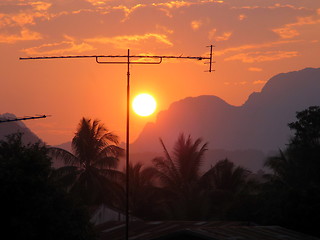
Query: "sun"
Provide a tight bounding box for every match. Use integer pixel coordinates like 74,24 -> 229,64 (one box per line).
132,93 -> 157,117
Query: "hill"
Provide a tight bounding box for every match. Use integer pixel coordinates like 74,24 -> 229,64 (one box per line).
0,113 -> 41,144
130,68 -> 320,171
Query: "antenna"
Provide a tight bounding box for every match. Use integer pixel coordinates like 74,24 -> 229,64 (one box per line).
0,115 -> 49,123
20,45 -> 214,240
20,45 -> 214,72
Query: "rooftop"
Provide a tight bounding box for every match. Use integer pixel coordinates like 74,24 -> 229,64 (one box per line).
97,221 -> 320,240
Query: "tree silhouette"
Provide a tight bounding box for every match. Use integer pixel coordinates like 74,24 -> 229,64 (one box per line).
115,162 -> 164,219
200,159 -> 252,220
153,134 -> 208,191
50,117 -> 124,207
288,106 -> 320,147
0,133 -> 96,240
265,106 -> 320,188
202,159 -> 250,192
260,106 -> 320,237
152,134 -> 210,219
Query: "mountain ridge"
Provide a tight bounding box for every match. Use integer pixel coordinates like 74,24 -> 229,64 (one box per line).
2,68 -> 319,172
131,67 -> 320,158
0,113 -> 42,144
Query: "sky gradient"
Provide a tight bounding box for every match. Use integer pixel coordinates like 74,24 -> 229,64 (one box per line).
1,0 -> 319,145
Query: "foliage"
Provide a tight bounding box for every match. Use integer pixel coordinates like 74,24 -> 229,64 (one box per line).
153,134 -> 207,192
152,134 -> 253,220
50,117 -> 124,207
200,159 -> 253,220
260,106 -> 320,237
116,162 -> 164,220
288,106 -> 320,147
152,134 -> 209,220
4,105 -> 320,237
0,133 -> 96,240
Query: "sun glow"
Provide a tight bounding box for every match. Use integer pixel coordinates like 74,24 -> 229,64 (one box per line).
132,93 -> 157,117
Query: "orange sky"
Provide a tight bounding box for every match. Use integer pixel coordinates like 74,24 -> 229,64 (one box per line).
1,0 -> 320,145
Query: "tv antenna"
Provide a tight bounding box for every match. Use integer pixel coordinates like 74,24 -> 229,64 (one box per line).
20,45 -> 214,240
0,114 -> 49,123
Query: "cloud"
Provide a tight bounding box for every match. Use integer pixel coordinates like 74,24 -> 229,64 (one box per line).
85,33 -> 173,49
112,4 -> 146,19
216,32 -> 232,41
272,27 -> 300,39
208,28 -> 232,41
225,51 -> 298,63
191,20 -> 202,30
248,67 -> 262,72
22,35 -> 95,55
231,3 -> 309,11
224,81 -> 248,86
238,14 -> 247,20
0,28 -> 42,43
0,12 -> 46,27
216,40 -> 302,56
253,80 -> 267,84
85,0 -> 107,6
0,1 -> 52,27
28,1 -> 52,11
152,1 -> 195,9
156,24 -> 174,34
272,15 -> 320,39
150,0 -> 221,10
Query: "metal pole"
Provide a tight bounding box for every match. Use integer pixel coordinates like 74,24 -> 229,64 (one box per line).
126,49 -> 130,240
19,46 -> 214,240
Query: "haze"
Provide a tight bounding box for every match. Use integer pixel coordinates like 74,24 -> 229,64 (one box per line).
1,0 -> 319,145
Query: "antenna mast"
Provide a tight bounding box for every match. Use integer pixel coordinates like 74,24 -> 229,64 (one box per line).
20,45 -> 214,240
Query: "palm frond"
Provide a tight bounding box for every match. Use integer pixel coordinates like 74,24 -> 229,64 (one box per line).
99,145 -> 124,158
153,157 -> 180,187
94,156 -> 119,169
97,168 -> 123,180
159,137 -> 181,183
49,166 -> 81,190
48,147 -> 79,166
101,132 -> 120,145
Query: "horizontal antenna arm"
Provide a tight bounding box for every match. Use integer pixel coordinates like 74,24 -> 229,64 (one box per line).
0,115 -> 49,123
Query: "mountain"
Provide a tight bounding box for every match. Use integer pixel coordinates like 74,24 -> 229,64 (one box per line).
131,68 -> 320,171
54,141 -> 72,152
0,113 -> 41,144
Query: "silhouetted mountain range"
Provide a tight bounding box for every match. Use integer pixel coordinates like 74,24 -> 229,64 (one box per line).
131,68 -> 320,171
1,68 -> 319,172
0,113 -> 41,144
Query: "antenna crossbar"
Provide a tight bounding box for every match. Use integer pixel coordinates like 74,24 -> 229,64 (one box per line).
19,45 -> 214,240
20,45 -> 214,72
0,115 -> 48,123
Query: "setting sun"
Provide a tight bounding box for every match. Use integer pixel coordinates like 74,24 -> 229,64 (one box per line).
132,93 -> 157,117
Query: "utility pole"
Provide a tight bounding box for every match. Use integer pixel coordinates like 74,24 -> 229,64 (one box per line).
20,45 -> 214,240
0,115 -> 49,123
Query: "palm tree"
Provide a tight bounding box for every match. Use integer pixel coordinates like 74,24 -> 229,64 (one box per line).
201,159 -> 251,192
49,117 -> 124,207
116,162 -> 164,219
153,134 -> 208,191
200,159 -> 252,220
152,134 -> 209,219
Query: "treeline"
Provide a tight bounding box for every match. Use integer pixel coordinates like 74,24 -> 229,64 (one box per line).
1,106 -> 320,239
